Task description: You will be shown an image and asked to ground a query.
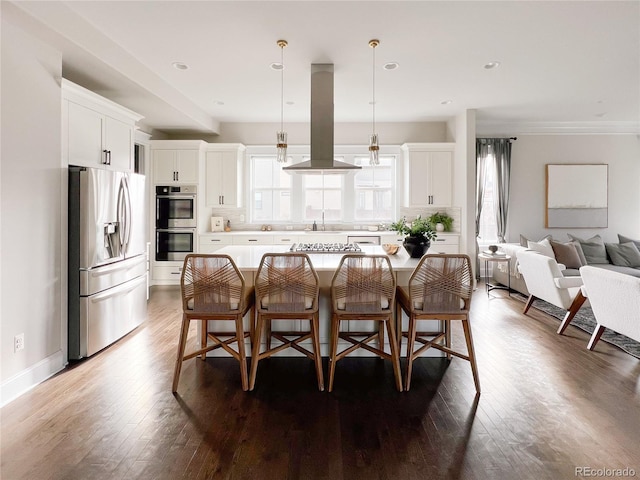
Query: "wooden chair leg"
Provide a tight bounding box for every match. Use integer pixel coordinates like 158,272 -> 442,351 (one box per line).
445,319 -> 452,360
557,290 -> 587,335
249,304 -> 256,347
405,314 -> 418,391
172,316 -> 190,393
378,321 -> 385,353
385,317 -> 403,392
461,319 -> 481,393
328,314 -> 340,392
523,294 -> 536,314
266,318 -> 272,351
587,324 -> 606,351
235,314 -> 249,391
310,313 -> 325,391
395,302 -> 404,351
249,314 -> 265,391
200,319 -> 208,360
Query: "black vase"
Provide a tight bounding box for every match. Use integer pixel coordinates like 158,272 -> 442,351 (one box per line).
403,236 -> 431,258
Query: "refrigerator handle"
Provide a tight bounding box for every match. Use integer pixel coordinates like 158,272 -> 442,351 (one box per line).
117,178 -> 126,253
121,176 -> 132,254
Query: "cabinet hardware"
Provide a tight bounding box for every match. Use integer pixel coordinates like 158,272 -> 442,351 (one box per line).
248,239 -> 257,242
221,195 -> 225,204
176,171 -> 179,182
171,272 -> 180,275
210,239 -> 220,242
103,150 -> 108,164
107,150 -> 111,165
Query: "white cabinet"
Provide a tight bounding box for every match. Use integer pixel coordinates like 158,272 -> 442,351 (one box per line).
63,79 -> 142,171
401,143 -> 454,207
205,144 -> 246,208
151,141 -> 204,185
429,234 -> 460,254
232,234 -> 273,245
272,234 -> 300,245
198,234 -> 233,254
152,263 -> 184,284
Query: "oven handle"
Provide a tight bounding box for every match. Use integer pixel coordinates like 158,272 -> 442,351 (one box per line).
155,195 -> 196,200
156,228 -> 196,233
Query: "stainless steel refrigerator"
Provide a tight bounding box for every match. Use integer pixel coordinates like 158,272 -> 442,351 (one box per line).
68,166 -> 148,359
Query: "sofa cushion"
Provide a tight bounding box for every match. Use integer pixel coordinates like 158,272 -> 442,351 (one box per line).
567,234 -> 609,264
572,241 -> 588,266
550,240 -> 584,269
527,238 -> 555,258
520,234 -> 552,248
618,234 -> 640,250
605,242 -> 640,268
593,264 -> 640,278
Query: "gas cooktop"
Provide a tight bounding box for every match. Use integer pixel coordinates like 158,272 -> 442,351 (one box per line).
290,242 -> 362,253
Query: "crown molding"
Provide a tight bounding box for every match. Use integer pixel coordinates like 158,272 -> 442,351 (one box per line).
476,120 -> 640,136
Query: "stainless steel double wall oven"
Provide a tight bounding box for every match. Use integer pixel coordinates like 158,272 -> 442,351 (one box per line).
155,185 -> 197,261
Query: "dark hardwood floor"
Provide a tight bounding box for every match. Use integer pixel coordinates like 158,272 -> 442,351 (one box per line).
2,285 -> 639,479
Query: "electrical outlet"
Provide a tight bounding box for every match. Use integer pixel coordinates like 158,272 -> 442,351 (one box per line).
14,333 -> 24,352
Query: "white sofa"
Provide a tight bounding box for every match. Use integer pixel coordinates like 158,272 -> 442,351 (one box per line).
580,266 -> 640,350
516,250 -> 587,334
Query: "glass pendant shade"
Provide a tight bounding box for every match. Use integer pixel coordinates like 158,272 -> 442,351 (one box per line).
369,133 -> 379,166
276,131 -> 288,163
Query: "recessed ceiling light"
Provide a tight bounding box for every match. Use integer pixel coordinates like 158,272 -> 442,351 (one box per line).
441,100 -> 452,105
270,62 -> 284,71
483,61 -> 501,70
383,62 -> 399,71
595,112 -> 607,118
213,100 -> 225,106
172,62 -> 189,70
286,101 -> 295,106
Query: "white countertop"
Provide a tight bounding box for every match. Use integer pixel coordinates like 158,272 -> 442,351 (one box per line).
215,244 -> 422,272
200,230 -> 459,236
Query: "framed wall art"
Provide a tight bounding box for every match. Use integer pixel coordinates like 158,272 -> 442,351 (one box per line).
545,164 -> 608,228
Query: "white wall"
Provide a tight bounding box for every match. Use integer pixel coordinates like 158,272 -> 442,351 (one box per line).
164,121 -> 448,145
1,16 -> 65,405
507,134 -> 640,243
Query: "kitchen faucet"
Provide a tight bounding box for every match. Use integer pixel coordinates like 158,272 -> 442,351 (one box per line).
321,211 -> 325,231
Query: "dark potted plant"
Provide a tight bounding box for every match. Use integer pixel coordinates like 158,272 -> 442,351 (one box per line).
390,215 -> 437,258
427,212 -> 453,232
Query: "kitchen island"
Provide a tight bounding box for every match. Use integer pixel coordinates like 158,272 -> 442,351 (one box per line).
206,244 -> 441,357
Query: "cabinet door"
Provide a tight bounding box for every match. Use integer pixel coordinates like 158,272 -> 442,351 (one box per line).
429,151 -> 452,206
153,150 -> 177,183
407,151 -> 430,206
206,150 -> 239,208
68,102 -> 104,167
176,150 -> 199,184
220,152 -> 240,207
105,116 -> 133,171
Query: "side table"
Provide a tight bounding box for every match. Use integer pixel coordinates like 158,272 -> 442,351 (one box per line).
478,253 -> 512,297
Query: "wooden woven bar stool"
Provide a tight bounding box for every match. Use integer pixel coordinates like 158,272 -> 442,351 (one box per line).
396,254 -> 480,393
249,253 -> 324,391
329,254 -> 402,392
172,254 -> 255,393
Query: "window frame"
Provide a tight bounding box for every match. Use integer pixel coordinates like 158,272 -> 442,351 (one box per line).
246,145 -> 399,225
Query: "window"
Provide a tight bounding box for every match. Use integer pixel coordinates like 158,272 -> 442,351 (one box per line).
251,156 -> 292,222
353,156 -> 394,221
478,153 -> 499,244
248,146 -> 398,224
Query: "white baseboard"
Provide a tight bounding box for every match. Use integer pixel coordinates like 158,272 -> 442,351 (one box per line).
0,350 -> 66,407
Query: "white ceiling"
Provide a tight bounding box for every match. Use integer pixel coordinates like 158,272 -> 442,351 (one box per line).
8,1 -> 640,135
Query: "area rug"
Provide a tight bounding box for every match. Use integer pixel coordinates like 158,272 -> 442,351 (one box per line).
513,293 -> 640,360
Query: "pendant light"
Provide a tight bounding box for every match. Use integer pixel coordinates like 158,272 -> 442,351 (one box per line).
276,39 -> 288,163
368,39 -> 380,166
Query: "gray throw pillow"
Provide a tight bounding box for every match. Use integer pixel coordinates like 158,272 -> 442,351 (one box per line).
618,234 -> 640,250
571,241 -> 588,266
567,234 -> 609,264
550,240 -> 583,269
520,234 -> 552,248
605,242 -> 640,268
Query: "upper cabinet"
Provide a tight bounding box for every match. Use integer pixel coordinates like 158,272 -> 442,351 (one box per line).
401,143 -> 454,208
205,144 -> 246,209
151,140 -> 204,185
62,79 -> 143,172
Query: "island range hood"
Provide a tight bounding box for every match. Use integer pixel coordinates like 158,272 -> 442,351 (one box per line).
283,64 -> 361,174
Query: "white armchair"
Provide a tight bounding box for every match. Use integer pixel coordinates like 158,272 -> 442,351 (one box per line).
516,250 -> 587,334
580,266 -> 640,350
